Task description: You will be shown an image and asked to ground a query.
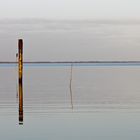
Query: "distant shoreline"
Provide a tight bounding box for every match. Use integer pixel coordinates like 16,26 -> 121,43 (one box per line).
1,61 -> 140,64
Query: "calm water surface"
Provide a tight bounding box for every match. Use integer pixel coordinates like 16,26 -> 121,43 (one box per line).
0,64 -> 140,139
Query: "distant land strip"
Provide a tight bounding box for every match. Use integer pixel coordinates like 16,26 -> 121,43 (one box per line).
1,61 -> 140,64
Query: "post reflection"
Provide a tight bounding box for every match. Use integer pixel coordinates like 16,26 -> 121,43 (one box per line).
19,79 -> 23,125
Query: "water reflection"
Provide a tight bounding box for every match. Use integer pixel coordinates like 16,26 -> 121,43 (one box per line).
18,79 -> 23,125
70,64 -> 73,109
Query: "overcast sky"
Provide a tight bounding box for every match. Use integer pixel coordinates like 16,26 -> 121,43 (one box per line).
0,0 -> 140,19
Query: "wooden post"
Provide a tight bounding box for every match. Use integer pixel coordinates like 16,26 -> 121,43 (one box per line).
18,39 -> 23,125
18,39 -> 23,83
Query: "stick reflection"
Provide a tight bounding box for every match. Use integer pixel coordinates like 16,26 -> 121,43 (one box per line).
70,64 -> 73,109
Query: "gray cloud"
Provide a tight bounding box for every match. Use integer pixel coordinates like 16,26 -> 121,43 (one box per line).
0,0 -> 140,19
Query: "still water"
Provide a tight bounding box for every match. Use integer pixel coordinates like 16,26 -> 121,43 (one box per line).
0,63 -> 140,139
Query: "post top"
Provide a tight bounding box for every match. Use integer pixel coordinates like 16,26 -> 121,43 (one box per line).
18,39 -> 23,48
18,39 -> 23,42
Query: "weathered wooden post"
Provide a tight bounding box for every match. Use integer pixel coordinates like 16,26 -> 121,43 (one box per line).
18,39 -> 23,83
18,39 -> 23,125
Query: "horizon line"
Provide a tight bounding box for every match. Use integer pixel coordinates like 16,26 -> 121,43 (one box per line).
1,61 -> 140,64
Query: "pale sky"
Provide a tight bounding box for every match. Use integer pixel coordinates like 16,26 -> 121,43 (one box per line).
0,0 -> 140,19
